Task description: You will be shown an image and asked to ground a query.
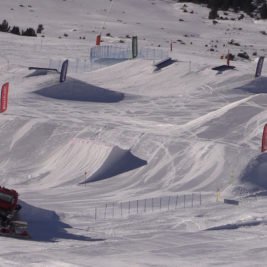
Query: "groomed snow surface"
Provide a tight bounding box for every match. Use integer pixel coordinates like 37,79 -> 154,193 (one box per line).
1,0 -> 267,266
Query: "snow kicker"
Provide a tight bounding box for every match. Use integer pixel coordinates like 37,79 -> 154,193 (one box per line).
32,138 -> 146,187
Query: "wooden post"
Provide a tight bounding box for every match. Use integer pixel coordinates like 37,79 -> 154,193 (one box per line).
84,171 -> 87,186
189,61 -> 191,72
168,196 -> 171,211
175,195 -> 178,209
83,58 -> 87,72
75,58 -> 79,73
217,189 -> 221,202
104,203 -> 107,219
227,50 -> 230,66
184,195 -> 186,208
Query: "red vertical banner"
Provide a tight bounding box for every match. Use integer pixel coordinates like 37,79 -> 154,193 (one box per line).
96,35 -> 101,46
1,82 -> 9,113
261,124 -> 267,152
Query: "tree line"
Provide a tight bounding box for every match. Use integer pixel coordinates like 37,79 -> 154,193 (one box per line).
178,0 -> 267,19
0,19 -> 44,37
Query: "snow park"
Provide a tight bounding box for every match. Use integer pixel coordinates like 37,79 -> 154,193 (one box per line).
1,0 -> 267,265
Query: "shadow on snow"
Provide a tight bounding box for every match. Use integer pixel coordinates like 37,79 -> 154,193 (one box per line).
232,153 -> 267,197
34,78 -> 124,103
84,147 -> 147,183
19,200 -> 105,243
206,220 -> 261,231
239,153 -> 267,191
235,76 -> 267,94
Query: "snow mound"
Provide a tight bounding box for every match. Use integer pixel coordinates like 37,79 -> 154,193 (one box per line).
34,138 -> 146,188
34,78 -> 124,103
85,145 -> 147,183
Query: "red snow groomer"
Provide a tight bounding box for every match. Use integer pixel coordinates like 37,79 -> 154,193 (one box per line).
0,186 -> 30,238
0,187 -> 18,212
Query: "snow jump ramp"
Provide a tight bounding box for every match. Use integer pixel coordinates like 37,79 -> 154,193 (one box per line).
84,145 -> 147,183
34,138 -> 146,187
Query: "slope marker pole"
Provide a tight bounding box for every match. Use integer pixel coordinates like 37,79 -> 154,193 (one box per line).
175,195 -> 178,209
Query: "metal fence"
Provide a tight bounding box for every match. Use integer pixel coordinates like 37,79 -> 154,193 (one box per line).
90,45 -> 169,61
89,193 -> 202,221
48,45 -> 169,73
138,47 -> 169,60
48,58 -> 92,73
90,45 -> 131,60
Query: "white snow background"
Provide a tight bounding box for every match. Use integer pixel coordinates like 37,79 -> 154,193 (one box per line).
0,0 -> 267,266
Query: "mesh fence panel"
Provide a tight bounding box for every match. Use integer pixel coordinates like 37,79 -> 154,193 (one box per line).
48,45 -> 169,73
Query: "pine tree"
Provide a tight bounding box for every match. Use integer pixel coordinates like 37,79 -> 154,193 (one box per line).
22,28 -> 37,37
260,3 -> 267,19
178,0 -> 257,17
208,7 -> 218,19
0,19 -> 10,32
10,26 -> 20,35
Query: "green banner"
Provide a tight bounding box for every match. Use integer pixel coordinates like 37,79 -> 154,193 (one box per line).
132,36 -> 138,59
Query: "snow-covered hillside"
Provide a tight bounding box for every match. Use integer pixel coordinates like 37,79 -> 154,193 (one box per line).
0,0 -> 267,266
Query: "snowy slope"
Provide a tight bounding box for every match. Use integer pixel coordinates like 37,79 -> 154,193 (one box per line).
0,0 -> 267,266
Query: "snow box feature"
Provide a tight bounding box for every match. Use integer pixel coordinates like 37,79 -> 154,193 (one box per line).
27,67 -> 59,77
34,78 -> 124,103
